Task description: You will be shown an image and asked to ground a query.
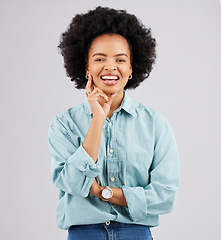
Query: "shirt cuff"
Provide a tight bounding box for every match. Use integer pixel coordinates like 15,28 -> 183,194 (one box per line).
67,145 -> 101,178
122,185 -> 147,222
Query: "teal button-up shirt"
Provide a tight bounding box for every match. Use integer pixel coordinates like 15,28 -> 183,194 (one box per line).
48,90 -> 180,230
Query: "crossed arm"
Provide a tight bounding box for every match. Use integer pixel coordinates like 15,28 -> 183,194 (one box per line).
89,177 -> 128,207
49,111 -> 179,221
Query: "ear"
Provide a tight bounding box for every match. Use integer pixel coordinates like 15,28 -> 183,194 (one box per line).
130,64 -> 133,74
85,63 -> 89,72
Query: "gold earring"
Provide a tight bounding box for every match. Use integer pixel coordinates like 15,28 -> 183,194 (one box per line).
128,73 -> 132,80
85,72 -> 89,79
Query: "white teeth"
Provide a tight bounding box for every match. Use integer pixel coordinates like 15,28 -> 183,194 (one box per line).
101,76 -> 118,80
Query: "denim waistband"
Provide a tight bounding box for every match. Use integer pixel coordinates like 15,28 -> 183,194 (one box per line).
69,221 -> 149,229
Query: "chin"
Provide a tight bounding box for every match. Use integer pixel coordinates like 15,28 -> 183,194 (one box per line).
94,82 -> 124,96
103,88 -> 121,96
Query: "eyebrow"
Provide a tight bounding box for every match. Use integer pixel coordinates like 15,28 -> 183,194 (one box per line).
92,53 -> 128,58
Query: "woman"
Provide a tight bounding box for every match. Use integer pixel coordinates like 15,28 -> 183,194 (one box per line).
48,6 -> 180,240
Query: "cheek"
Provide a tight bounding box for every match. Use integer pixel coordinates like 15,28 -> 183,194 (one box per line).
122,66 -> 131,76
88,64 -> 100,75
88,66 -> 102,82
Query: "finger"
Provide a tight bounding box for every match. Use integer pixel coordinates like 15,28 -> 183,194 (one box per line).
90,91 -> 109,101
89,74 -> 95,91
89,87 -> 108,100
85,74 -> 93,96
85,76 -> 92,91
92,87 -> 109,99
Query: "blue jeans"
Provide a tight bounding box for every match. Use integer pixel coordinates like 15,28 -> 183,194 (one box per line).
67,221 -> 153,240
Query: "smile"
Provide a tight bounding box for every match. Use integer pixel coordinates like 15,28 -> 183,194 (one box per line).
100,75 -> 119,85
101,75 -> 119,80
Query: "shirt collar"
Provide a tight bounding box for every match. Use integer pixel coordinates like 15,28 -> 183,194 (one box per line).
84,90 -> 136,117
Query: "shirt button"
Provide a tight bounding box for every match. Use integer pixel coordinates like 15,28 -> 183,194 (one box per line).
119,111 -> 121,114
111,177 -> 115,182
114,205 -> 117,208
109,149 -> 114,154
109,122 -> 112,126
106,221 -> 110,225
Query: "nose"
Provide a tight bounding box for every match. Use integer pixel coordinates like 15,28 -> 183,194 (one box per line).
104,60 -> 116,71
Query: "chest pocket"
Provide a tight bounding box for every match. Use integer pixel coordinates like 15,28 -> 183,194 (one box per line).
125,152 -> 151,187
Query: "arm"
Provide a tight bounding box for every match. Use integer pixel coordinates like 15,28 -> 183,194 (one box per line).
48,76 -> 117,197
82,117 -> 105,163
48,117 -> 102,197
89,179 -> 128,207
83,75 -> 117,163
122,113 -> 180,221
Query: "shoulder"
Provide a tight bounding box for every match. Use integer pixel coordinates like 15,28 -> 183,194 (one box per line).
49,101 -> 87,131
131,99 -> 172,130
132,99 -> 165,120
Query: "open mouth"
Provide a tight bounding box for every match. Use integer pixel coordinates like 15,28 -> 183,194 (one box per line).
100,75 -> 119,80
100,75 -> 119,85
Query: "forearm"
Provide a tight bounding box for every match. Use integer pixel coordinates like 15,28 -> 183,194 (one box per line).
83,117 -> 105,163
107,187 -> 128,207
91,184 -> 128,207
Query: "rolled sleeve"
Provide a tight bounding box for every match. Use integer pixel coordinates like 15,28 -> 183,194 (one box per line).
122,186 -> 147,222
48,117 -> 101,197
68,145 -> 101,178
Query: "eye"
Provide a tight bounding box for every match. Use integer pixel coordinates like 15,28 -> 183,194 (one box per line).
116,59 -> 126,62
95,58 -> 104,62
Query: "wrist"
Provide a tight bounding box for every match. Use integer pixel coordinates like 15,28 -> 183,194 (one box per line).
97,185 -> 105,198
91,116 -> 106,123
101,186 -> 113,201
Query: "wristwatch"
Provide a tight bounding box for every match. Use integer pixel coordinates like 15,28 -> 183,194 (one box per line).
101,186 -> 113,201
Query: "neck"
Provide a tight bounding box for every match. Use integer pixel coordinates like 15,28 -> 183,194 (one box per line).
110,90 -> 124,111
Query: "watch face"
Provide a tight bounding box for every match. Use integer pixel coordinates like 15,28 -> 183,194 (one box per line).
102,188 -> 112,199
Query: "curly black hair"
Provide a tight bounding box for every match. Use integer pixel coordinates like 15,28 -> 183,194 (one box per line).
58,6 -> 156,89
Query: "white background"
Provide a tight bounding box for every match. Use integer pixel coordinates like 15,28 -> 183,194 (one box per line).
0,0 -> 220,239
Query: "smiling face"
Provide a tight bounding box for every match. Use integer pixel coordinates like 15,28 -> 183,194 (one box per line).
86,34 -> 132,96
